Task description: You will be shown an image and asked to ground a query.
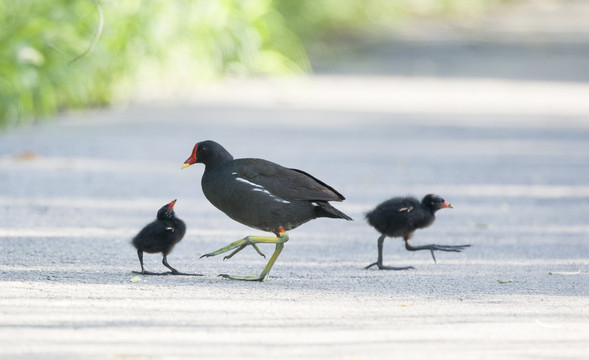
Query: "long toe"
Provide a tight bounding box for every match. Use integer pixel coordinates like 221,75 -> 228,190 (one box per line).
435,244 -> 471,252
200,237 -> 267,260
379,265 -> 415,271
218,273 -> 267,281
222,244 -> 247,261
132,270 -> 173,276
365,262 -> 379,270
365,261 -> 414,270
172,272 -> 204,276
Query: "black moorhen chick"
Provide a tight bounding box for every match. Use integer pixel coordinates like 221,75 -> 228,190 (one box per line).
365,194 -> 470,270
181,140 -> 352,281
132,199 -> 199,276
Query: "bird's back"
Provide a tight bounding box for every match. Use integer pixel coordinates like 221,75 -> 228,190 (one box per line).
201,158 -> 348,232
366,197 -> 433,237
132,218 -> 186,254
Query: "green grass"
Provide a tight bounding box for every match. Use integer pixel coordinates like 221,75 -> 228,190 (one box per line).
0,0 -> 509,128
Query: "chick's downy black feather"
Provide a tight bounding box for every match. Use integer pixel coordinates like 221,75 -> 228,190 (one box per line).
131,199 -> 197,275
365,194 -> 470,270
366,194 -> 443,239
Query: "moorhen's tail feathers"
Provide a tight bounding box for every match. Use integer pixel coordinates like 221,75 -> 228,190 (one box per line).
314,201 -> 353,221
183,140 -> 352,281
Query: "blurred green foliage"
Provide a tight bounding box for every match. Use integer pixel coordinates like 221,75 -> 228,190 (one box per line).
0,0 -> 506,128
0,0 -> 307,128
277,0 -> 505,41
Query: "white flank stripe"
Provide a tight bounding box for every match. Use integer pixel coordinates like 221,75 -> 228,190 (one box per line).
252,188 -> 291,204
234,177 -> 291,204
235,177 -> 264,188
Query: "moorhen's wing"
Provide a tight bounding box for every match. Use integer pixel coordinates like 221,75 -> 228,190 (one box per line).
234,159 -> 345,202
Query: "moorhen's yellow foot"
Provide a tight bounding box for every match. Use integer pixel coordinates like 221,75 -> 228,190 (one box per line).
218,273 -> 268,281
200,236 -> 267,260
182,141 -> 352,281
209,231 -> 288,282
223,238 -> 266,260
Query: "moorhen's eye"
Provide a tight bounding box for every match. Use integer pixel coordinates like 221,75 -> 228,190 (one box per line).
183,139 -> 351,281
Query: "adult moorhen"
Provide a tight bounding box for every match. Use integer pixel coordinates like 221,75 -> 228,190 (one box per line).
182,140 -> 352,281
365,194 -> 470,270
131,199 -> 200,276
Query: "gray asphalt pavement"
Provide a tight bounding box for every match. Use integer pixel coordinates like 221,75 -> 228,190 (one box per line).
1,1 -> 589,359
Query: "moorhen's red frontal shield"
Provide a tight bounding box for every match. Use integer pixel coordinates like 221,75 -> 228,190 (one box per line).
182,140 -> 352,281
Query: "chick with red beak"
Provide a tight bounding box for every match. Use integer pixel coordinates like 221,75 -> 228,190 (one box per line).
180,140 -> 352,281
365,194 -> 470,270
131,199 -> 201,276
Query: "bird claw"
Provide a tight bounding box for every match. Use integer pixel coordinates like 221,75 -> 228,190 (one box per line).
172,272 -> 204,276
365,262 -> 378,270
434,244 -> 471,252
132,270 -> 172,276
428,244 -> 471,263
218,273 -> 265,281
365,262 -> 415,271
203,237 -> 267,261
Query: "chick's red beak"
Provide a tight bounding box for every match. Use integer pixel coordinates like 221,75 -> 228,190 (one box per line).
167,199 -> 177,211
443,201 -> 454,208
181,144 -> 198,169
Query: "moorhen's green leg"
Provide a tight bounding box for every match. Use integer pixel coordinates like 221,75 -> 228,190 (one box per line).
404,238 -> 471,263
365,234 -> 414,270
200,227 -> 289,281
222,240 -> 266,260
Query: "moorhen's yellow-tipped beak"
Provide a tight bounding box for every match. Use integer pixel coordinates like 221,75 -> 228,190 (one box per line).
444,201 -> 454,208
182,144 -> 198,169
181,155 -> 196,169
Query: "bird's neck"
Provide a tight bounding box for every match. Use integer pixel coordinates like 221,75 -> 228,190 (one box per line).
421,202 -> 438,215
205,151 -> 234,169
